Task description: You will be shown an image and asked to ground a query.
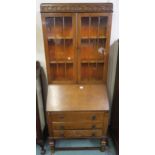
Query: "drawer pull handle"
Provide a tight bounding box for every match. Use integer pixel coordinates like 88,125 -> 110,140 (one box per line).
92,125 -> 96,129
60,126 -> 64,130
92,115 -> 96,120
92,133 -> 96,137
60,133 -> 64,137
59,115 -> 64,119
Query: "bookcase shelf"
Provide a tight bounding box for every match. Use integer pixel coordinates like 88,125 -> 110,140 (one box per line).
45,16 -> 73,39
81,36 -> 106,39
48,37 -> 73,40
50,60 -> 73,64
81,60 -> 104,63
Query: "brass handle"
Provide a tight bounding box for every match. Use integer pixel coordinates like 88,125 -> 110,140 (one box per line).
92,125 -> 96,129
92,115 -> 96,120
59,115 -> 64,119
60,125 -> 64,130
92,133 -> 96,137
60,132 -> 64,137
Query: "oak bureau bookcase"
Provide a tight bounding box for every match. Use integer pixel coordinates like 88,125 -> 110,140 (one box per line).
40,3 -> 113,153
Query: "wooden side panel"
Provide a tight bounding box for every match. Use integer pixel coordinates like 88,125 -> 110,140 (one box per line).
41,15 -> 51,83
103,13 -> 112,84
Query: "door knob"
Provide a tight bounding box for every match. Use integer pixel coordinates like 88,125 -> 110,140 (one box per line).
60,125 -> 64,130
92,125 -> 96,129
92,115 -> 96,120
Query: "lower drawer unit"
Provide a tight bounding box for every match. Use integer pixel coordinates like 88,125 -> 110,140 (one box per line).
51,122 -> 103,130
47,112 -> 105,122
53,129 -> 103,138
47,111 -> 109,152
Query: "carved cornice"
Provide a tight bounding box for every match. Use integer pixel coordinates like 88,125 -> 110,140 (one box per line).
40,3 -> 113,13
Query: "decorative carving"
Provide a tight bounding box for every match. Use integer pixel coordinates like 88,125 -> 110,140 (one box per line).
40,3 -> 113,13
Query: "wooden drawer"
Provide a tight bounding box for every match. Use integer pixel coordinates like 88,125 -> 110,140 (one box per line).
53,129 -> 103,138
47,112 -> 105,122
51,122 -> 103,130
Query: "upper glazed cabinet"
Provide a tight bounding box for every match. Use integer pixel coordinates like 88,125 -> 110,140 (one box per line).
41,3 -> 113,84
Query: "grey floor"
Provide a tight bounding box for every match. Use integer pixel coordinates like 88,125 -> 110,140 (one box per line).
36,138 -> 116,155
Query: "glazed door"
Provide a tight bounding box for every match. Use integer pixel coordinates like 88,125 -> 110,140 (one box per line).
41,13 -> 77,83
77,13 -> 111,83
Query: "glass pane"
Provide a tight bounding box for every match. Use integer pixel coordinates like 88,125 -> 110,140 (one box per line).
50,64 -> 57,80
89,39 -> 97,59
50,63 -> 66,81
64,17 -> 73,38
48,39 -> 55,60
90,17 -> 98,37
48,39 -> 64,60
79,15 -> 108,82
65,39 -> 74,60
45,14 -> 75,82
99,16 -> 108,37
57,63 -> 65,80
80,39 -> 89,60
80,38 -> 106,60
97,63 -> 104,80
97,39 -> 106,59
81,63 -> 89,80
66,63 -> 73,80
89,63 -> 97,80
45,17 -> 55,37
55,39 -> 64,60
49,38 -> 74,61
81,17 -> 89,37
55,17 -> 63,38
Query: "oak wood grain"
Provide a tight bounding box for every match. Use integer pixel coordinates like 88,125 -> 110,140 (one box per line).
53,129 -> 103,138
46,84 -> 109,111
48,112 -> 104,122
51,122 -> 103,130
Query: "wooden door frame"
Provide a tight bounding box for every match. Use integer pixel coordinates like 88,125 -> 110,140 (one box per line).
77,13 -> 112,84
41,13 -> 77,83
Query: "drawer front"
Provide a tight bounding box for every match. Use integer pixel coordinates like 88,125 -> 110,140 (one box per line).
47,112 -> 105,122
53,129 -> 103,138
51,122 -> 103,130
